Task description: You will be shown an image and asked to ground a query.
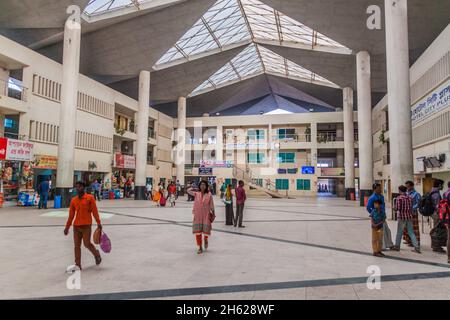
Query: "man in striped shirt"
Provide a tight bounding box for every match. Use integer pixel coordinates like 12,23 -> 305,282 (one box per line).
392,185 -> 421,253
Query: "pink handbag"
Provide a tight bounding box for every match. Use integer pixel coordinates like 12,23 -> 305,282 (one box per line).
100,232 -> 112,253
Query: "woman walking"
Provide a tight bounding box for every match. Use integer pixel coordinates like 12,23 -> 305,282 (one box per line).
188,180 -> 215,254
223,184 -> 234,226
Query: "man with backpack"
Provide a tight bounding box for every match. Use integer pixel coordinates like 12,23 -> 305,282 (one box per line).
419,179 -> 446,253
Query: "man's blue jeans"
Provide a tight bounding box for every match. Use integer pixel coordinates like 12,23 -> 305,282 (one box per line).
395,219 -> 419,249
38,193 -> 48,209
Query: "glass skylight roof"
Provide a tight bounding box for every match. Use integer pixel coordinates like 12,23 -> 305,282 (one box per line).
84,0 -> 147,16
190,43 -> 338,97
156,0 -> 350,67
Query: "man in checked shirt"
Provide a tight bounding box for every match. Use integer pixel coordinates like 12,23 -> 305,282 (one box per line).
391,185 -> 421,254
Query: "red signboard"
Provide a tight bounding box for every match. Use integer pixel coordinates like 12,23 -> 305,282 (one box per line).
114,153 -> 135,169
0,137 -> 34,161
0,138 -> 7,160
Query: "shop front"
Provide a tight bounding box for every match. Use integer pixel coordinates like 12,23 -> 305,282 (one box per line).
32,155 -> 58,196
74,161 -> 107,193
112,153 -> 136,198
0,138 -> 35,206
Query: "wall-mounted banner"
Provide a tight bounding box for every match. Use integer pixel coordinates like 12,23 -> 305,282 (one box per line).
114,153 -> 136,169
33,155 -> 58,169
0,138 -> 34,161
411,80 -> 450,126
199,160 -> 233,168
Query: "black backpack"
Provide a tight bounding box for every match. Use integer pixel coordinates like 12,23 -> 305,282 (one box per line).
419,191 -> 438,217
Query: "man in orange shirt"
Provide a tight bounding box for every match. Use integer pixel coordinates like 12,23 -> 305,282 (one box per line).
64,181 -> 102,270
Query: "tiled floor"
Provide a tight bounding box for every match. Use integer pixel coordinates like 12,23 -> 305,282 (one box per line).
0,196 -> 448,300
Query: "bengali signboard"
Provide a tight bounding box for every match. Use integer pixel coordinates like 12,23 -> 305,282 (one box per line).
33,155 -> 58,169
0,138 -> 34,161
114,153 -> 136,169
411,80 -> 450,126
199,160 -> 233,168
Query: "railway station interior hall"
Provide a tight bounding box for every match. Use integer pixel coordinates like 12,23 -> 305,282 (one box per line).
0,0 -> 449,300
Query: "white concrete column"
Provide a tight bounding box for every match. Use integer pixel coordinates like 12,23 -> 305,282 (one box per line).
56,17 -> 81,207
310,122 -> 318,167
336,124 -> 344,167
134,70 -> 150,200
268,123 -> 273,166
385,0 -> 413,193
356,51 -> 373,206
216,125 -> 223,161
176,97 -> 186,187
343,87 -> 356,200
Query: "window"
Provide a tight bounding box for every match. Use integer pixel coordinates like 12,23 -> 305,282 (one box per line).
247,129 -> 265,141
248,153 -> 265,164
252,179 -> 263,187
297,179 -> 311,191
276,179 -> 289,190
277,128 -> 296,140
277,152 -> 296,163
4,118 -> 15,129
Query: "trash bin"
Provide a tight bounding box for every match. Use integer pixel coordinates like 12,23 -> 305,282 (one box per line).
54,195 -> 62,209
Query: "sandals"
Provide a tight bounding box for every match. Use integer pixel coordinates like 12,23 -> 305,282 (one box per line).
197,247 -> 203,254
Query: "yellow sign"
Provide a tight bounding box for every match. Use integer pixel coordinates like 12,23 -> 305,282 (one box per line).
33,155 -> 58,169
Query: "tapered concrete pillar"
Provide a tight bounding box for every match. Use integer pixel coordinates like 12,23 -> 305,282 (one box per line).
385,0 -> 413,194
343,87 -> 356,200
134,71 -> 150,200
310,122 -> 318,167
176,97 -> 186,187
356,51 -> 373,206
216,125 -> 223,161
56,17 -> 81,208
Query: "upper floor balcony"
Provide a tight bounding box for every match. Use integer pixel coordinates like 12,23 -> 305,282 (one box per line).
0,78 -> 28,114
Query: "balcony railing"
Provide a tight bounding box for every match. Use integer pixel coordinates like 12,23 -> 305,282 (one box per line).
317,131 -> 343,143
0,78 -> 27,101
272,134 -> 311,143
0,131 -> 29,140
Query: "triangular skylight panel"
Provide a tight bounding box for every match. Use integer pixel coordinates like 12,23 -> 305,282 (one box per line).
84,0 -> 147,16
155,0 -> 350,68
189,44 -> 338,97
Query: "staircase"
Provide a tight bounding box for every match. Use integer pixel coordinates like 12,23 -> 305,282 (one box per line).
231,165 -> 289,199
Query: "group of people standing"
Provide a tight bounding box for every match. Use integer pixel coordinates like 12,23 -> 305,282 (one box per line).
221,180 -> 247,228
147,180 -> 181,207
368,179 -> 450,263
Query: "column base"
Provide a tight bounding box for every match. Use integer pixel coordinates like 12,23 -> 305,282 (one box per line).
134,186 -> 147,200
345,188 -> 356,201
359,189 -> 373,207
55,187 -> 73,208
